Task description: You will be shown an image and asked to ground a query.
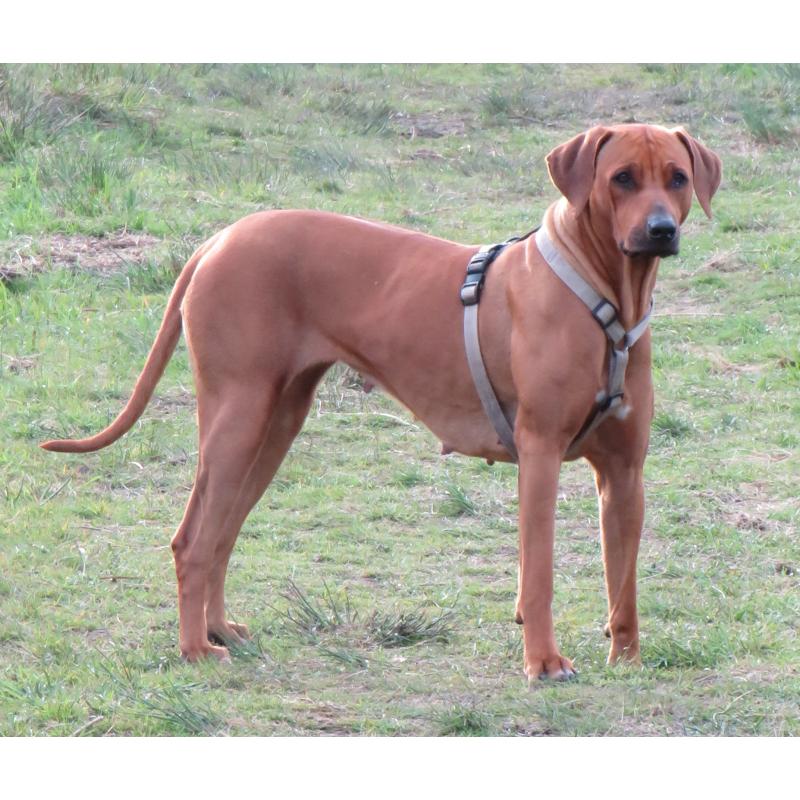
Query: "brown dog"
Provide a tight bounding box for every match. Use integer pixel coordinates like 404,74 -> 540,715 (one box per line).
42,124 -> 721,680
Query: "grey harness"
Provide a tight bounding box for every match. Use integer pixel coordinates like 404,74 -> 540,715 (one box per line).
460,226 -> 652,462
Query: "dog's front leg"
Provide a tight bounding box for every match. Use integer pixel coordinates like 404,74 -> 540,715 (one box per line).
591,455 -> 644,665
515,433 -> 576,681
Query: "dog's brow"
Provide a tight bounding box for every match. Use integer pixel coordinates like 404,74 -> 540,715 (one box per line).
642,131 -> 659,179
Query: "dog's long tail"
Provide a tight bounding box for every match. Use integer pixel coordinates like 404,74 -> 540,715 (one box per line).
40,243 -> 208,454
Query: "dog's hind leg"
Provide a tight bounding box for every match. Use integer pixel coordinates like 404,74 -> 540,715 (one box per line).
171,380 -> 282,662
203,366 -> 330,647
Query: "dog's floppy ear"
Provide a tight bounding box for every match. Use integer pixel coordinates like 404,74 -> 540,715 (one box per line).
546,126 -> 613,214
673,128 -> 722,218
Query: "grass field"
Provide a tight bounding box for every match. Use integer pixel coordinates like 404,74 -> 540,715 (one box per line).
1,64 -> 798,736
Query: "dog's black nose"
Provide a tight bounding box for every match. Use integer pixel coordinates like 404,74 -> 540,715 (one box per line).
647,214 -> 677,240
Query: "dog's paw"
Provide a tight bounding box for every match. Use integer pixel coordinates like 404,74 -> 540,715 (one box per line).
607,641 -> 641,666
181,642 -> 232,664
604,626 -> 640,664
524,653 -> 577,683
207,621 -> 251,646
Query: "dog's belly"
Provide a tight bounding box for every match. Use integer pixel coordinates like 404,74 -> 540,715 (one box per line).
345,362 -> 516,464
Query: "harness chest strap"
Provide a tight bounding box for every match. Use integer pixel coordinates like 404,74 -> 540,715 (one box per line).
535,227 -> 653,457
460,227 -> 652,463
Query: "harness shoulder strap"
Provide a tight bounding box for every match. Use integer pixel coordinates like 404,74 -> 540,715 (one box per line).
535,228 -> 652,348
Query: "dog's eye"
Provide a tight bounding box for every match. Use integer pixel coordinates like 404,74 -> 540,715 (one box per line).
613,171 -> 633,187
671,170 -> 688,188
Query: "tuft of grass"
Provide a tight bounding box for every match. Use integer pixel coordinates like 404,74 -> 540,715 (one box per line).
0,66 -> 82,162
642,629 -> 769,672
290,142 -> 362,178
274,580 -> 454,654
117,258 -> 182,295
317,91 -> 395,135
439,482 -> 478,516
481,87 -> 515,120
652,411 -> 693,443
740,101 -> 791,144
126,681 -> 224,735
178,147 -> 289,204
96,658 -> 224,736
36,143 -> 134,219
205,64 -> 301,104
393,466 -> 425,487
275,579 -> 356,640
434,703 -> 493,736
224,635 -> 269,662
644,636 -> 717,670
365,607 -> 454,648
316,645 -> 370,670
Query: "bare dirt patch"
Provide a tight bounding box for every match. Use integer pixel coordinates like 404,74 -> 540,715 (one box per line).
686,344 -> 764,377
3,354 -> 39,373
715,480 -> 796,534
655,290 -> 720,320
0,231 -> 162,279
407,148 -> 447,162
695,248 -> 750,274
149,390 -> 197,418
394,112 -> 468,139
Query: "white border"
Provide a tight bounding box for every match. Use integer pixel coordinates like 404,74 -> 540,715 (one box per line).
4,1 -> 798,62
3,737 -> 798,797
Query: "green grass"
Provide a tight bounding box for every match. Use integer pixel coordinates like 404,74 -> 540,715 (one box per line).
1,64 -> 799,736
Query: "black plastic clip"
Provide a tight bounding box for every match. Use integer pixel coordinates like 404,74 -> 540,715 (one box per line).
599,391 -> 624,412
460,244 -> 504,306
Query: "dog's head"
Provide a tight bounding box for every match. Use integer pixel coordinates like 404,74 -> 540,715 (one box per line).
546,124 -> 722,259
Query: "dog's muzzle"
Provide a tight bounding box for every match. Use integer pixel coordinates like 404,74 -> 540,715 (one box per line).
623,212 -> 680,257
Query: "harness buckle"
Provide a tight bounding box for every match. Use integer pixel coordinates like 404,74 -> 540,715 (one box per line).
460,282 -> 481,305
591,299 -> 619,330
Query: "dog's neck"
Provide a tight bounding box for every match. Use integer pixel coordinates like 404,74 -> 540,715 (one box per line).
543,200 -> 659,329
